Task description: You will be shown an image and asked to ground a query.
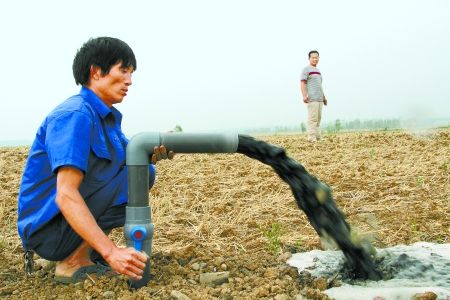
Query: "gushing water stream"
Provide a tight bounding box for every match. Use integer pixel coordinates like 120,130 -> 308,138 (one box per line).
236,134 -> 381,280
236,134 -> 450,299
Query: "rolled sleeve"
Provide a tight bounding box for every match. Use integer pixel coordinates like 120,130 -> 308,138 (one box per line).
45,111 -> 93,173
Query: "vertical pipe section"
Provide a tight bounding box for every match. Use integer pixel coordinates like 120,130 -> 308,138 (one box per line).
125,132 -> 238,288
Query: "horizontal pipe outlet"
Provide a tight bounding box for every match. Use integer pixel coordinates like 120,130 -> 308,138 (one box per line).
126,132 -> 239,166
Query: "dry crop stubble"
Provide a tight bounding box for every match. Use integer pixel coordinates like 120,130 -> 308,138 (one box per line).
0,129 -> 448,299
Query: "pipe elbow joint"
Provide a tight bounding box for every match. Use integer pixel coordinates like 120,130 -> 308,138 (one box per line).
126,132 -> 161,166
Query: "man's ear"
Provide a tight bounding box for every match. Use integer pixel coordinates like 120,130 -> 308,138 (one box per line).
90,65 -> 101,81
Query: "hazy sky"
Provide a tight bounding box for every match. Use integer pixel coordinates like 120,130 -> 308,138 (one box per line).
1,0 -> 449,141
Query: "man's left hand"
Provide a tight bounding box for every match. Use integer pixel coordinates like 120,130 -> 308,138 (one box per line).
323,98 -> 328,106
151,145 -> 175,164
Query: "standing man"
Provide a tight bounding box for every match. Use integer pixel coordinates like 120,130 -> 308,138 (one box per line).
300,50 -> 328,143
17,37 -> 173,284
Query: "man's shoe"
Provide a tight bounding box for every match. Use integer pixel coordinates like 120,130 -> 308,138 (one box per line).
54,263 -> 116,284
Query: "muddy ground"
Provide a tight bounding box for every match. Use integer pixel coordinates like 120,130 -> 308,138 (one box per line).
0,129 -> 449,299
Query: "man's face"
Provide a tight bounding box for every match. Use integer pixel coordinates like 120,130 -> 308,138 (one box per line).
89,62 -> 133,107
309,53 -> 319,67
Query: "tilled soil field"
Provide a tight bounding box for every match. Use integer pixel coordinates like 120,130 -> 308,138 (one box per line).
0,129 -> 449,299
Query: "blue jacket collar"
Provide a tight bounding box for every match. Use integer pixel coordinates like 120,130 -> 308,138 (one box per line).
79,86 -> 122,122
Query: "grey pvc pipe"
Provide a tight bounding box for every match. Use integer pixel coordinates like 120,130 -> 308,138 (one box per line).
125,132 -> 238,288
126,132 -> 238,207
126,132 -> 239,165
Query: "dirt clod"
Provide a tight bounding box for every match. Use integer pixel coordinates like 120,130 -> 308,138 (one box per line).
412,291 -> 438,300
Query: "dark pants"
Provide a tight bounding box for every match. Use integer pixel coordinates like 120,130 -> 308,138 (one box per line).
27,169 -> 127,261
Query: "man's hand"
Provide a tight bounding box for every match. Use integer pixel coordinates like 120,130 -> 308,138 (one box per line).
151,145 -> 175,164
104,246 -> 149,280
303,96 -> 309,103
323,98 -> 328,106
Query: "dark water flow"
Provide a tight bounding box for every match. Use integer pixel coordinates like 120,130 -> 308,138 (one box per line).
237,134 -> 381,280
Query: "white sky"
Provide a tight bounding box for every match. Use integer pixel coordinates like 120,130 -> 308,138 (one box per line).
1,0 -> 449,141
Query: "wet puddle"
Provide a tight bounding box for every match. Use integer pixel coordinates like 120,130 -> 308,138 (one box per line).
288,242 -> 450,299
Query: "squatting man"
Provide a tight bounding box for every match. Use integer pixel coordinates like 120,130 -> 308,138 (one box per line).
17,37 -> 174,283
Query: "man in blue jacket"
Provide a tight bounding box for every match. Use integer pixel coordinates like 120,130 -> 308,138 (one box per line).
17,37 -> 173,283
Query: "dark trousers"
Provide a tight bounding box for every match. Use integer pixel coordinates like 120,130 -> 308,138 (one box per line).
27,169 -> 127,261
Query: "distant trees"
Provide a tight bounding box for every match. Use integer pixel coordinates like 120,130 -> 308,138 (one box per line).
324,118 -> 402,133
173,125 -> 183,132
335,119 -> 342,132
241,118 -> 406,135
300,122 -> 306,133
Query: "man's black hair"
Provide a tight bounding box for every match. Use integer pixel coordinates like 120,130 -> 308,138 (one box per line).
72,37 -> 137,86
308,50 -> 319,58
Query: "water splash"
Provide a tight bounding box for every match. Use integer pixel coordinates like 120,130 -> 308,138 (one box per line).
287,242 -> 450,299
